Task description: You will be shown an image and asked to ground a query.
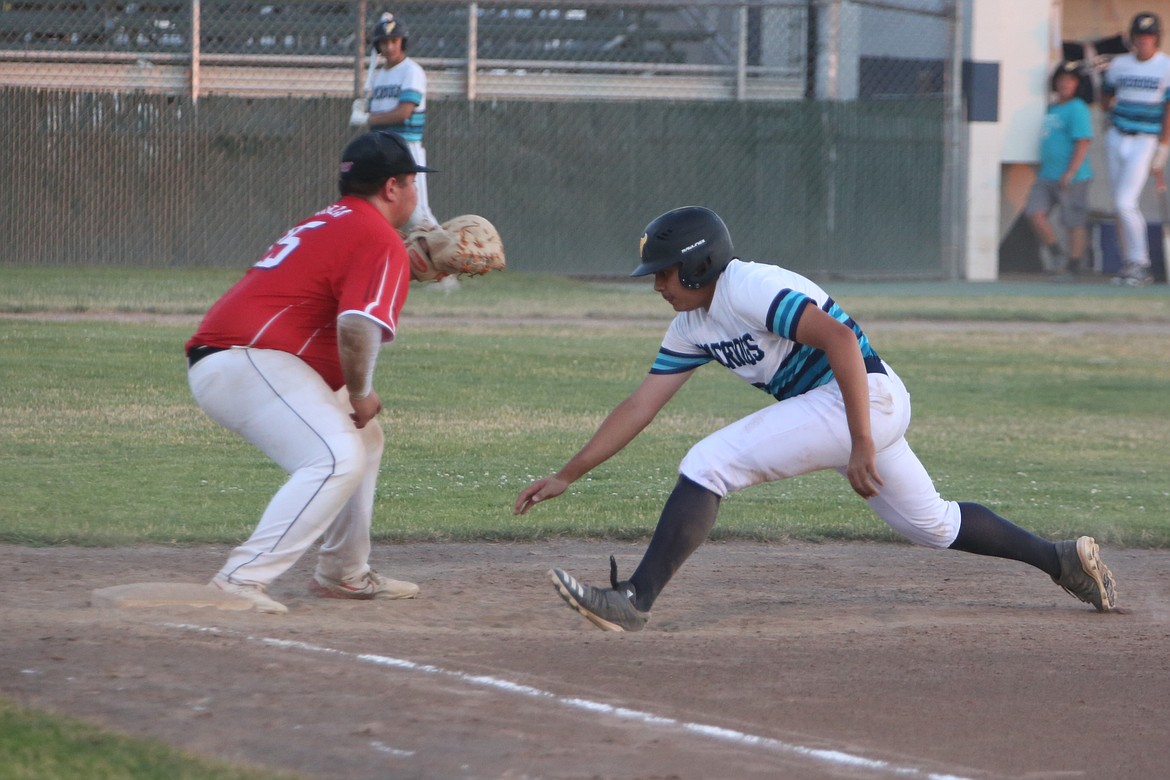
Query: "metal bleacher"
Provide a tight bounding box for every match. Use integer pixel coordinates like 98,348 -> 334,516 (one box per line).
0,2 -> 716,62
0,2 -> 799,102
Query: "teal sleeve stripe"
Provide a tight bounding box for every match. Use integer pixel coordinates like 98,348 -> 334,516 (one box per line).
765,290 -> 812,339
399,90 -> 423,105
650,348 -> 710,374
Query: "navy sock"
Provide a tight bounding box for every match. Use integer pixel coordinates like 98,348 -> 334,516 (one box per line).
628,475 -> 720,611
949,502 -> 1060,578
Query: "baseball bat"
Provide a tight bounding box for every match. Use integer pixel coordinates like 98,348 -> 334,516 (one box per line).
1155,169 -> 1170,280
362,47 -> 378,97
349,48 -> 378,127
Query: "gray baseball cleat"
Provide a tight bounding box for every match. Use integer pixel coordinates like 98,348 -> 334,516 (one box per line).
1111,263 -> 1154,287
309,569 -> 419,600
1052,536 -> 1117,612
549,561 -> 648,632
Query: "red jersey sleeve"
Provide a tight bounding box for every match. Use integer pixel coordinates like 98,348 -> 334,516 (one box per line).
335,229 -> 411,344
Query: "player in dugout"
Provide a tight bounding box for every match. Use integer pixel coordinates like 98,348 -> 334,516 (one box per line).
515,206 -> 1118,632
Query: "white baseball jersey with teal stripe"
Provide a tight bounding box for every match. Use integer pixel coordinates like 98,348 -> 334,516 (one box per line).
650,260 -> 878,401
369,57 -> 427,143
1103,51 -> 1170,134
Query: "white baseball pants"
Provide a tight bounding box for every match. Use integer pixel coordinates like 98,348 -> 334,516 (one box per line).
407,140 -> 438,229
679,363 -> 961,549
1106,127 -> 1158,268
188,348 -> 383,586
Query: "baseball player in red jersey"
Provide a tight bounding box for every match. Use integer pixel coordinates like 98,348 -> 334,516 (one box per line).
188,130 -> 432,614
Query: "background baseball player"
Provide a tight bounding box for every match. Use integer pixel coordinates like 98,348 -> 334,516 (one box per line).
349,11 -> 437,231
515,206 -> 1118,632
188,130 -> 432,614
1102,11 -> 1170,286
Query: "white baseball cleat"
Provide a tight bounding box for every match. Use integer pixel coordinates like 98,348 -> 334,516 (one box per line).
208,577 -> 288,614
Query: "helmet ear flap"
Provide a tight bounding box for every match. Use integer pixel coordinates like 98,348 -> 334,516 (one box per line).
679,256 -> 711,289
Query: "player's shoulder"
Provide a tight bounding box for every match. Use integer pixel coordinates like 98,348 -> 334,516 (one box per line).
1065,96 -> 1092,119
722,258 -> 813,292
1105,52 -> 1136,76
319,197 -> 398,239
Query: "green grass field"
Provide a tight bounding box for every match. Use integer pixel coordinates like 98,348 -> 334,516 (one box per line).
2,266 -> 1169,778
2,266 -> 1168,547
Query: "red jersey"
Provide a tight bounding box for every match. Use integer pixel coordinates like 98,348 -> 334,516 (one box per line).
188,196 -> 410,390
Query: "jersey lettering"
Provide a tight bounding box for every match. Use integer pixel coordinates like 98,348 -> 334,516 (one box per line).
700,333 -> 765,369
255,221 -> 327,269
1112,75 -> 1165,91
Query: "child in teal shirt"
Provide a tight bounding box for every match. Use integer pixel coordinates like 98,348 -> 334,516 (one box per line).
1025,60 -> 1094,278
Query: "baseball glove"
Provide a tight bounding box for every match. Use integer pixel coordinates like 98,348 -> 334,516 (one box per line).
404,215 -> 506,283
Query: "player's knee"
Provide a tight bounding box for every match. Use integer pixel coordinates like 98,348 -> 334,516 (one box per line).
323,432 -> 373,488
904,504 -> 961,549
871,498 -> 960,549
679,450 -> 729,498
360,418 -> 385,461
912,522 -> 960,549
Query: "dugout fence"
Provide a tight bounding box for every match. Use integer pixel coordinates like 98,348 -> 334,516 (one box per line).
0,0 -> 960,279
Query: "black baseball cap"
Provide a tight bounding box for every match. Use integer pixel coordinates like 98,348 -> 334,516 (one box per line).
339,130 -> 436,184
1132,12 -> 1161,37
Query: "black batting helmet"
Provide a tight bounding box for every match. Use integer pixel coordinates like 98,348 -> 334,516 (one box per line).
1131,11 -> 1161,40
631,207 -> 734,289
371,12 -> 408,50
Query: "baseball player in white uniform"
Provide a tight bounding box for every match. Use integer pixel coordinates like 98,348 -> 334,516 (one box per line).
1102,11 -> 1170,286
350,12 -> 437,230
515,207 -> 1118,632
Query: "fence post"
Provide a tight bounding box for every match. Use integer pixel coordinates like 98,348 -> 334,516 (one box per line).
943,0 -> 966,280
467,2 -> 478,100
735,4 -> 747,101
355,0 -> 367,97
190,0 -> 201,105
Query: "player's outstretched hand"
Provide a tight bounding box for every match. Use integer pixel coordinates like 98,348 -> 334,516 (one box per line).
514,476 -> 568,515
349,391 -> 383,429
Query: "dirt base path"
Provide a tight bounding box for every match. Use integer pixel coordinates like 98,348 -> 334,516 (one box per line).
3,541 -> 1168,779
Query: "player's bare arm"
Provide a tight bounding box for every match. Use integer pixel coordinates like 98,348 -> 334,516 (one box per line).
792,305 -> 882,498
1063,138 -> 1092,187
369,101 -> 417,129
338,313 -> 386,429
514,371 -> 692,515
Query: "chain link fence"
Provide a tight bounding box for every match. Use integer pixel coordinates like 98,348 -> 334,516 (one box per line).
1,0 -> 957,278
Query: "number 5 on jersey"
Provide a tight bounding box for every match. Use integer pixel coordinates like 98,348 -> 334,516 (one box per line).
255,221 -> 326,268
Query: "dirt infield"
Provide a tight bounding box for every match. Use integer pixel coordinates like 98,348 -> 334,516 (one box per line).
3,541 -> 1168,779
